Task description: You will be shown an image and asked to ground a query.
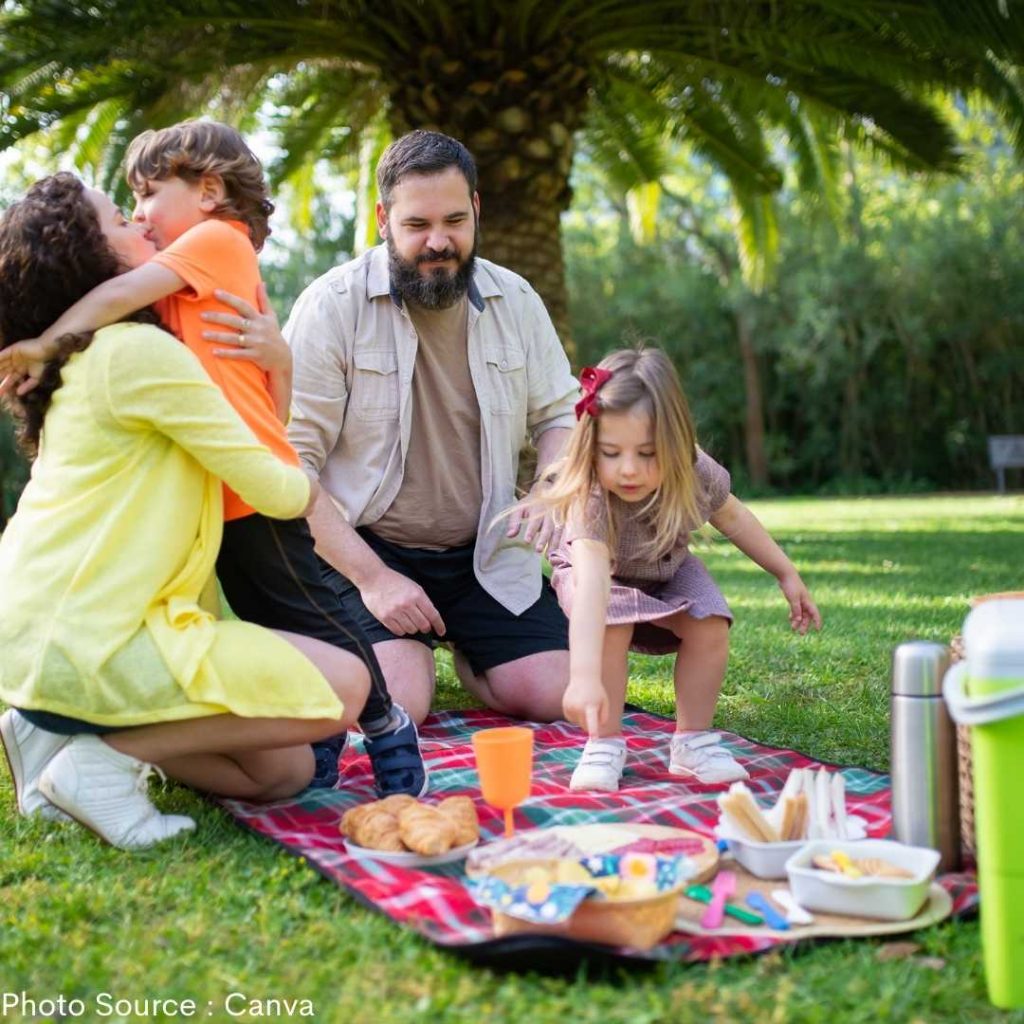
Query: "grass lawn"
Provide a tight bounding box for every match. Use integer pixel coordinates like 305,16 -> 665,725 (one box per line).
2,494 -> 1022,1024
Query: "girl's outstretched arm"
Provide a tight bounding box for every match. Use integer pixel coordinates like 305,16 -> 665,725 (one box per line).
563,537 -> 613,736
709,495 -> 823,634
0,263 -> 185,394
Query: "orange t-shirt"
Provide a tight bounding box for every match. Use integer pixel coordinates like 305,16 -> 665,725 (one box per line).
152,219 -> 299,521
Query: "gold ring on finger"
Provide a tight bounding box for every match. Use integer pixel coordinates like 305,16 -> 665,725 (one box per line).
239,333 -> 247,344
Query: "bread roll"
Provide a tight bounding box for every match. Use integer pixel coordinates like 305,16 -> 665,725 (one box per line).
437,796 -> 479,846
397,803 -> 456,856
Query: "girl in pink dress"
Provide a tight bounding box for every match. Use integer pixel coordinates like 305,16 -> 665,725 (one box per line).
539,348 -> 821,792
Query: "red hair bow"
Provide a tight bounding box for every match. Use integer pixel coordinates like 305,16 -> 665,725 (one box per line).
574,366 -> 613,420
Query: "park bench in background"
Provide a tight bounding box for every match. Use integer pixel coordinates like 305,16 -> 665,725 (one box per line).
988,435 -> 1024,493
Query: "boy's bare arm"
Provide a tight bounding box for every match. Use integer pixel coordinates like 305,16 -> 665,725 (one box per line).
0,263 -> 185,394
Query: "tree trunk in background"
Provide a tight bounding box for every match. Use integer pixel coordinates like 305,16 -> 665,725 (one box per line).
385,38 -> 588,352
735,307 -> 769,487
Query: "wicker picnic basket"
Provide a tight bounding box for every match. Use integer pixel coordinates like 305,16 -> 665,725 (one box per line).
951,590 -> 1024,861
491,884 -> 682,950
950,632 -> 975,859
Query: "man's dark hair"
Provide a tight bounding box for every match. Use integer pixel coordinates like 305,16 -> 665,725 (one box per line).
376,130 -> 477,211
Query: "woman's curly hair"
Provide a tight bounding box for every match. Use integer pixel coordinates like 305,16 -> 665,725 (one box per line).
0,172 -> 158,454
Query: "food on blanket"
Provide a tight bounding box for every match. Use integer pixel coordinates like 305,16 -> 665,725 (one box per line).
778,793 -> 808,842
809,768 -> 827,839
340,796 -> 479,855
397,802 -> 457,856
830,850 -> 863,878
719,768 -> 852,844
611,837 -> 706,857
491,859 -> 659,901
437,796 -> 480,846
377,794 -> 417,815
811,853 -> 914,879
719,783 -> 779,843
341,805 -> 405,852
466,831 -> 587,874
830,773 -> 848,840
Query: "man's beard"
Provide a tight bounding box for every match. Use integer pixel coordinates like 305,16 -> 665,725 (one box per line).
387,231 -> 478,311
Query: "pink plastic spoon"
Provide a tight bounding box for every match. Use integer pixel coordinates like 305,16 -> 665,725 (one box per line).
700,870 -> 737,929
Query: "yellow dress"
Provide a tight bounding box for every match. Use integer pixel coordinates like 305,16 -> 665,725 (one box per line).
0,323 -> 343,726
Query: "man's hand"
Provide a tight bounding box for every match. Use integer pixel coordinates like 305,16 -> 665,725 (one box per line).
360,565 -> 447,638
562,675 -> 609,739
778,570 -> 822,634
0,338 -> 52,397
201,285 -> 291,374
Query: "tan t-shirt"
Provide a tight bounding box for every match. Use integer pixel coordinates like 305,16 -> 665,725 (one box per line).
371,296 -> 483,549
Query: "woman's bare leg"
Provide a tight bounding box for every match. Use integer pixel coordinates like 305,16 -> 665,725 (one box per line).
101,630 -> 370,800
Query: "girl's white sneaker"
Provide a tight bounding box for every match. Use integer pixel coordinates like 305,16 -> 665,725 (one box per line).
669,731 -> 749,784
38,735 -> 195,850
569,737 -> 627,792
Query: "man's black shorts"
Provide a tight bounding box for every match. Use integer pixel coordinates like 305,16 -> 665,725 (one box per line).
319,529 -> 568,676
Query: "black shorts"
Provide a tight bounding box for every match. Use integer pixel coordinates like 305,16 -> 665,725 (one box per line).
319,529 -> 568,676
217,514 -> 392,725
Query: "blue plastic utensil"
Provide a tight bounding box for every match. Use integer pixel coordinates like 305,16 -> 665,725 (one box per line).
745,891 -> 790,931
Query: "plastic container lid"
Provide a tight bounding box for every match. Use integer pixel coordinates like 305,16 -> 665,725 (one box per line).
964,597 -> 1024,680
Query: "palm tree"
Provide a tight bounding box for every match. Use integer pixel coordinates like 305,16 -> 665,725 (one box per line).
2,1 -> 1022,481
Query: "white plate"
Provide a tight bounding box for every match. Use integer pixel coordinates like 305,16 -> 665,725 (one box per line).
343,838 -> 479,867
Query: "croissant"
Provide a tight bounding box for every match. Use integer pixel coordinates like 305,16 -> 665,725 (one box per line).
340,803 -> 374,840
437,796 -> 479,846
397,803 -> 456,856
377,794 -> 417,815
351,807 -> 405,852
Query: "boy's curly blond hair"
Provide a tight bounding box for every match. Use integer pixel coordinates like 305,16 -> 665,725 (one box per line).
125,120 -> 274,250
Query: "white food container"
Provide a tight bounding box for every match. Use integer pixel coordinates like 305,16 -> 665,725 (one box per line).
785,839 -> 940,920
717,815 -> 867,880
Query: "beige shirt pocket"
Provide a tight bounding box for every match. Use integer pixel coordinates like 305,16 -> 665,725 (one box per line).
484,344 -> 526,415
350,348 -> 400,420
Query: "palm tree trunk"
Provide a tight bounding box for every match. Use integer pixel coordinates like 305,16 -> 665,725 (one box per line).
735,308 -> 769,487
384,40 -> 588,352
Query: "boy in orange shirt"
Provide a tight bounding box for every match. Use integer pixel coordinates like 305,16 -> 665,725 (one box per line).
0,121 -> 426,796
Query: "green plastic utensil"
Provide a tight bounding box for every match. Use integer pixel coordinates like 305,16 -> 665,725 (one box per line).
684,884 -> 764,926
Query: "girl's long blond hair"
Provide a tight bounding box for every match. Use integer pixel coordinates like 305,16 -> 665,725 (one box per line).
523,347 -> 703,561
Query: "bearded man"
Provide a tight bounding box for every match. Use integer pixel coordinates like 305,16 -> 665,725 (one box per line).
284,130 -> 577,728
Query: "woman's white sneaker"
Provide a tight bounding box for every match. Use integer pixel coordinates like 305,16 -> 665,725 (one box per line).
38,735 -> 195,850
569,737 -> 628,792
0,709 -> 73,821
669,731 -> 749,784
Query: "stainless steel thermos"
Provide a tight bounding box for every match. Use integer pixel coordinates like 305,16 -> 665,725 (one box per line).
890,641 -> 960,871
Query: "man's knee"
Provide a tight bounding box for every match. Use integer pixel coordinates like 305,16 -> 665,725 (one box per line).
482,650 -> 569,720
373,639 -> 436,725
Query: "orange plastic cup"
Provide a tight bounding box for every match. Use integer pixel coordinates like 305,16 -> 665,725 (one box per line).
472,726 -> 534,837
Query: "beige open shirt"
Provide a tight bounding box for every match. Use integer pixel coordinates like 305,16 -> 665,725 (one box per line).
283,244 -> 578,615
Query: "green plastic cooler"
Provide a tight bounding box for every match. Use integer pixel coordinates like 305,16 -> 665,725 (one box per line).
944,596 -> 1024,1009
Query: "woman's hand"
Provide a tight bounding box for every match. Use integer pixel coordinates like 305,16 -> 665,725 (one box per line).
562,675 -> 609,739
778,570 -> 822,634
200,284 -> 291,375
0,338 -> 52,396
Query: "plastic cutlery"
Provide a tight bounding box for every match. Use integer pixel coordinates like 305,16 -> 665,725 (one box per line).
700,870 -> 736,929
684,885 -> 763,925
770,888 -> 815,925
745,891 -> 790,930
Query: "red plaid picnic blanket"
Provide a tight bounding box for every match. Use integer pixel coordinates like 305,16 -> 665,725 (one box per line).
219,708 -> 978,963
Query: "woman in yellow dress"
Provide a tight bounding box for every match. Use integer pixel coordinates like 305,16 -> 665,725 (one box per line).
0,173 -> 369,849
